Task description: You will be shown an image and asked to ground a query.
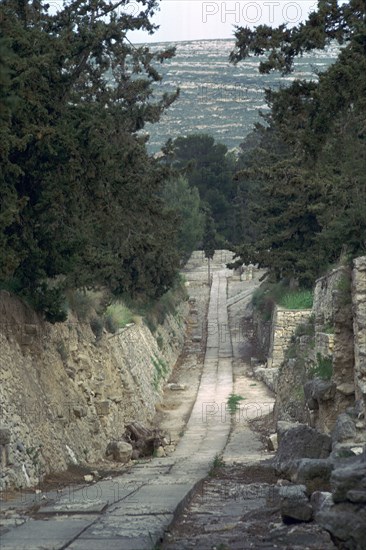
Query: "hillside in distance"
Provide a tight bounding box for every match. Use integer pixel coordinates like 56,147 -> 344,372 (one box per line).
138,39 -> 337,154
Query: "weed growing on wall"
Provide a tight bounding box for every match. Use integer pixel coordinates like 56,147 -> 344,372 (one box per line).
310,353 -> 333,380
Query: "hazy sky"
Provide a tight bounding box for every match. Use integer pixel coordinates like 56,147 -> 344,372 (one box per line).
127,0 -> 317,44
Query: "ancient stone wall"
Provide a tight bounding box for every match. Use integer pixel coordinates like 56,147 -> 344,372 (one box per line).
352,256 -> 366,414
312,266 -> 348,330
267,306 -> 312,368
0,291 -> 188,491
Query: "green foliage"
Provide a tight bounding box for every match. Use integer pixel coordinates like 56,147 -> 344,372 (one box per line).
202,212 -> 217,261
310,354 -> 333,381
138,275 -> 187,332
322,324 -> 335,335
278,290 -> 313,310
29,285 -> 67,323
162,176 -> 204,262
156,335 -> 164,350
252,281 -> 313,321
230,1 -> 366,285
104,303 -> 134,334
227,393 -> 245,414
0,0 -> 180,320
209,453 -> 225,475
164,133 -> 236,243
90,317 -> 104,340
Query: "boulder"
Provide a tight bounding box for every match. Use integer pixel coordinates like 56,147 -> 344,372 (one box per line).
312,379 -> 336,402
310,491 -> 333,515
332,413 -> 357,445
276,421 -> 301,444
279,484 -> 313,523
106,441 -> 132,463
331,462 -> 366,503
304,379 -> 336,410
293,459 -> 334,493
347,490 -> 366,503
275,424 -> 331,473
337,383 -> 355,396
317,502 -> 366,550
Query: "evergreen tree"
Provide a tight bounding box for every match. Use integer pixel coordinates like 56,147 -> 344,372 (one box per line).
162,176 -> 204,263
230,0 -> 366,284
0,0 -> 180,319
165,134 -> 236,243
202,211 -> 217,284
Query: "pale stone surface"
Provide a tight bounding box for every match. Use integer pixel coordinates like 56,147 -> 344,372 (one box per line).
267,306 -> 312,368
0,286 -> 188,490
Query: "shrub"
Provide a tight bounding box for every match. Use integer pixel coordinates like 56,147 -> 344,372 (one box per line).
252,281 -> 313,319
90,317 -> 104,339
156,335 -> 164,350
310,353 -> 333,380
66,290 -> 96,321
227,393 -> 245,414
209,453 -> 225,476
104,303 -> 134,333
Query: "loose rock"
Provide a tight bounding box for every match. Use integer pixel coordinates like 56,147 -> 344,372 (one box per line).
279,484 -> 313,523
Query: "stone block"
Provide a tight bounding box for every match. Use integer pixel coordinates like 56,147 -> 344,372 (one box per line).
279,484 -> 313,522
275,424 -> 331,472
332,413 -> 357,444
331,461 -> 366,503
336,383 -> 355,396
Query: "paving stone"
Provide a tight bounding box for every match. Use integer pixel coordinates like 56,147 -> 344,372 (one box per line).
0,515 -> 98,549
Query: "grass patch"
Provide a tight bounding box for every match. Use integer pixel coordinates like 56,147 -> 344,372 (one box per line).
322,323 -> 335,334
227,393 -> 245,414
90,317 -> 104,340
156,335 -> 164,350
310,353 -> 333,381
209,453 -> 225,476
278,289 -> 313,310
252,280 -> 312,319
117,275 -> 188,334
104,303 -> 135,333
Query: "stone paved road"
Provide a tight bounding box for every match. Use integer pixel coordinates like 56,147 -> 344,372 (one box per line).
1,266 -> 236,550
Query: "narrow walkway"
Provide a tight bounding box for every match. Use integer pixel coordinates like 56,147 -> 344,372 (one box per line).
1,269 -> 234,550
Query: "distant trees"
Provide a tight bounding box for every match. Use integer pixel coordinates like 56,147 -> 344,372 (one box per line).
164,134 -> 236,244
162,176 -> 204,262
230,0 -> 366,285
202,211 -> 217,284
0,0 -> 181,320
